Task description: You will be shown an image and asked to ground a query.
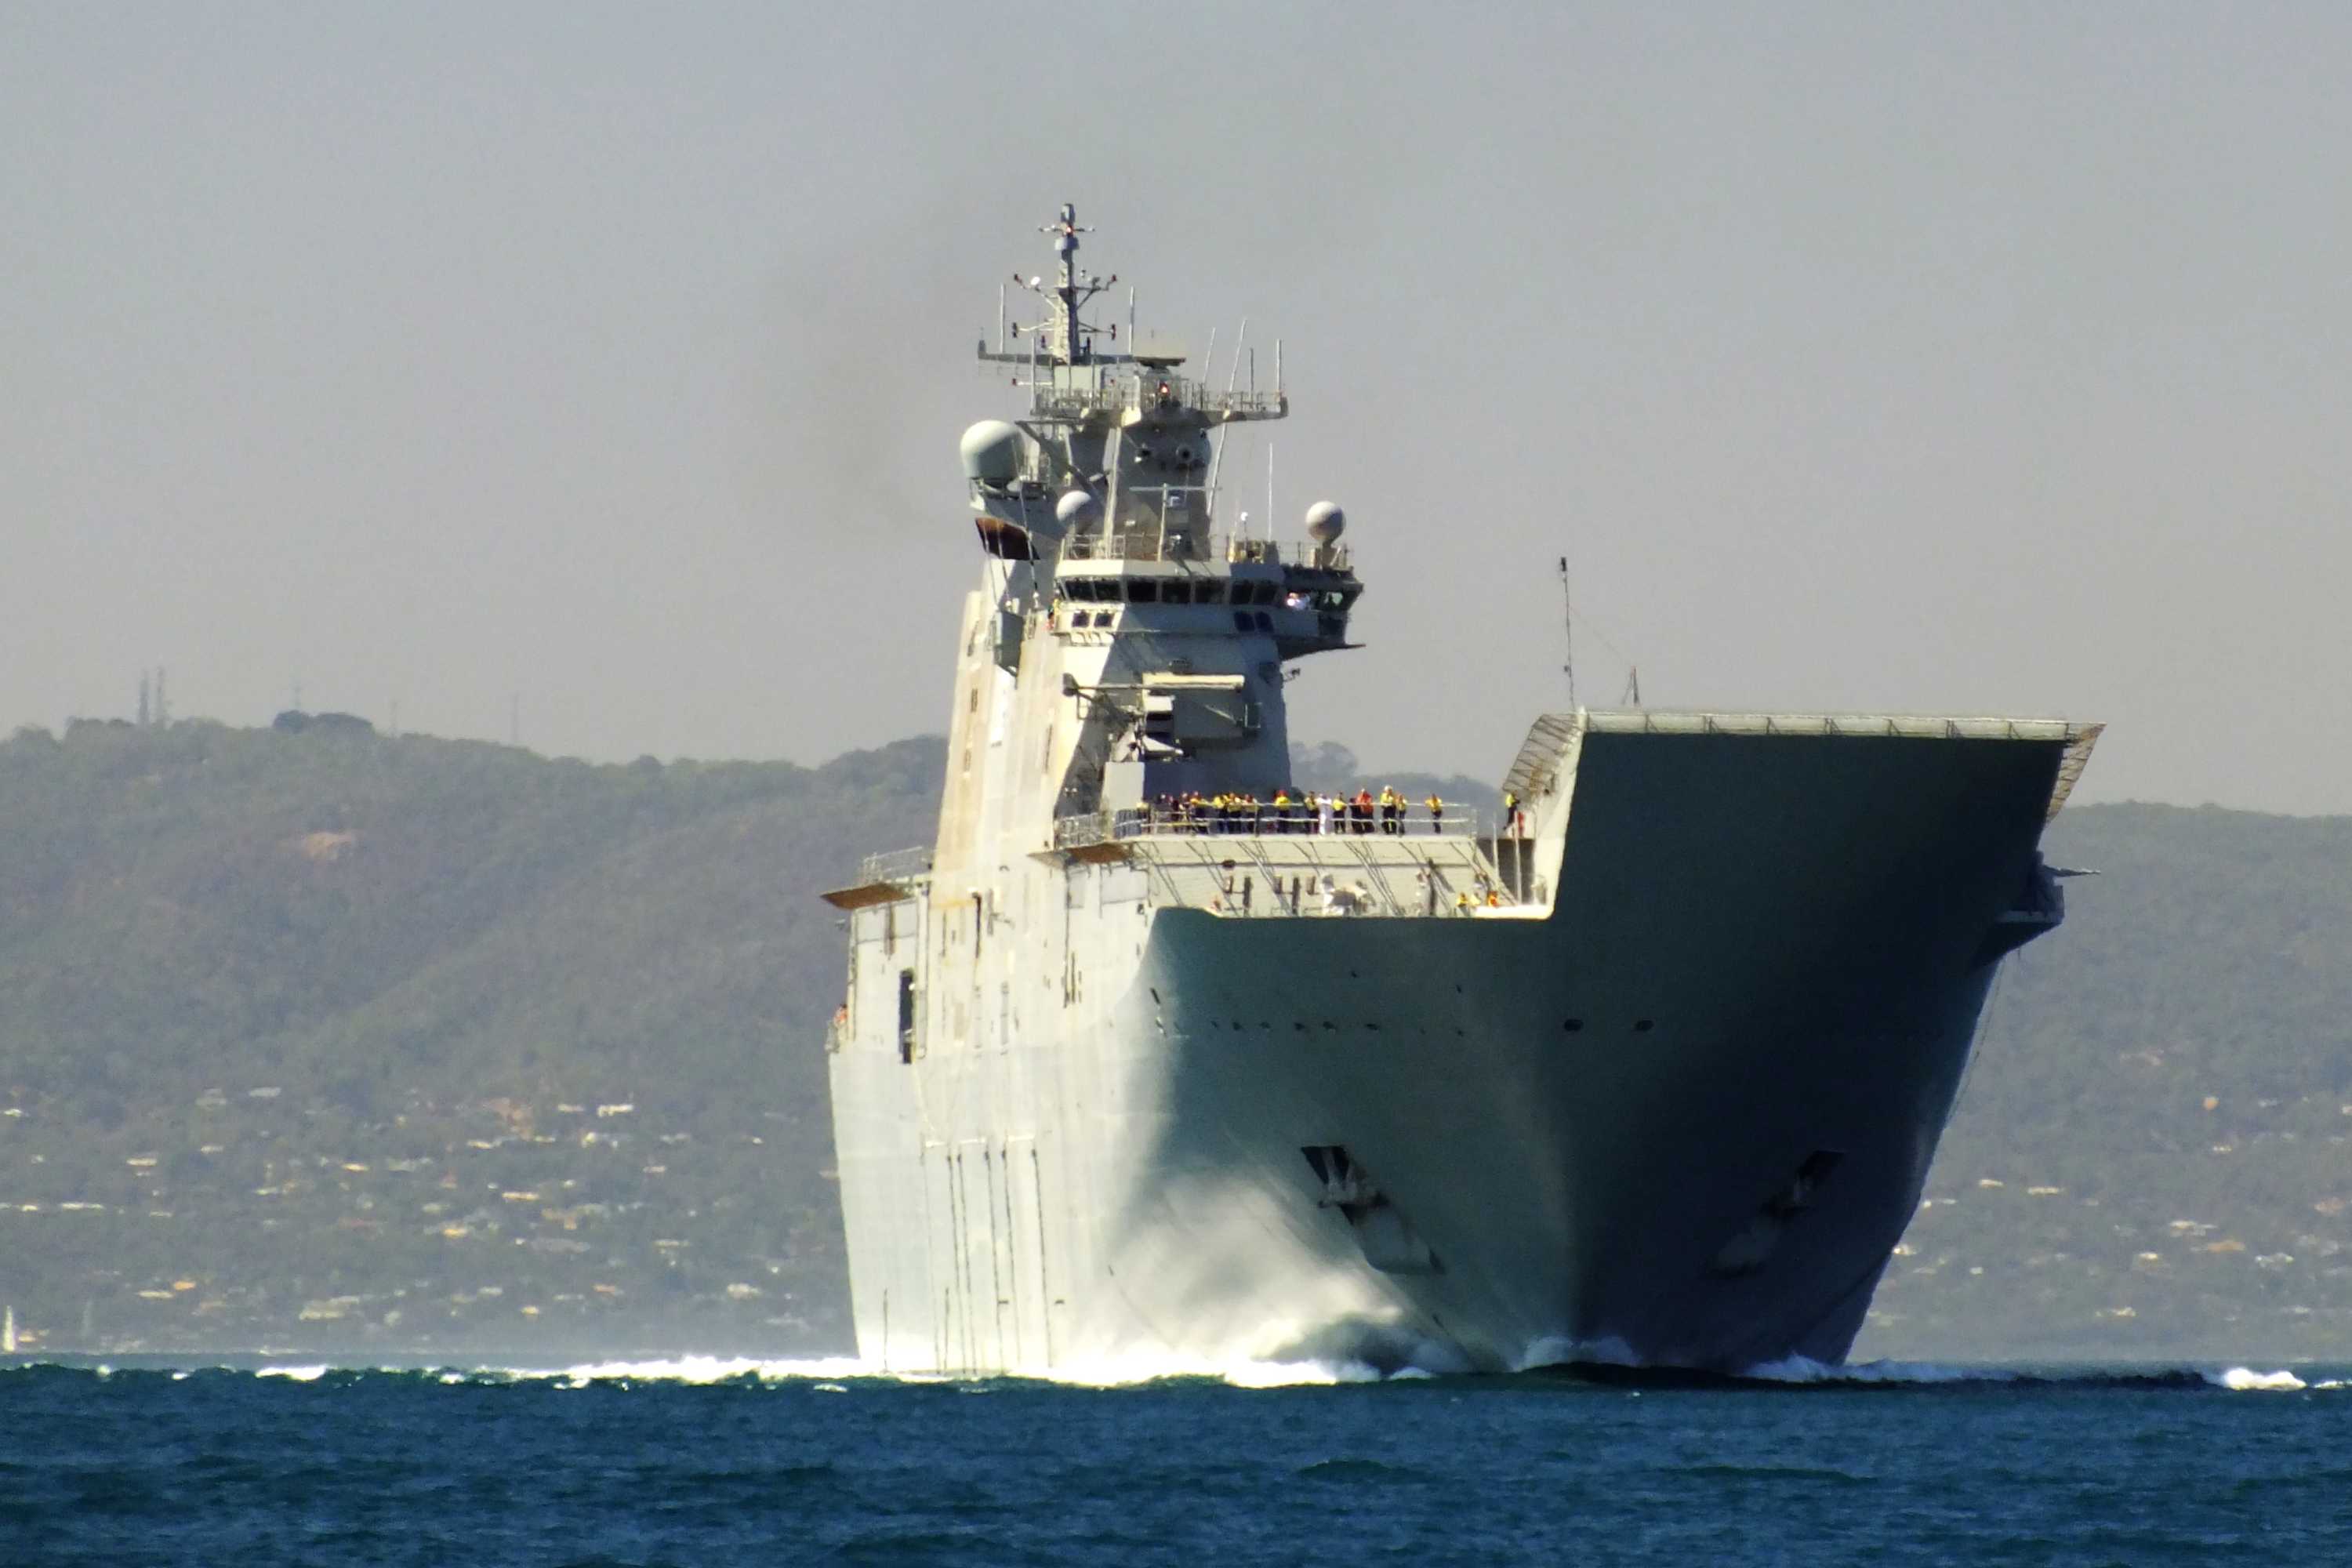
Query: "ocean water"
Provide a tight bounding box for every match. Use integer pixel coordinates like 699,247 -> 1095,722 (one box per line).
3,1356 -> 2348,1566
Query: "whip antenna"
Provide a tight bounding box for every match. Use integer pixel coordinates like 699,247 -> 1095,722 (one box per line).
1559,556 -> 1577,706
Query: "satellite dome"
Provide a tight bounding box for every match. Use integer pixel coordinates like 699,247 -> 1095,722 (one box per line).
959,420 -> 1025,487
1304,500 -> 1347,543
1054,488 -> 1102,532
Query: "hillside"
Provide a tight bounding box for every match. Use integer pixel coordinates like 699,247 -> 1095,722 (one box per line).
1857,802 -> 2352,1361
0,717 -> 941,1355
0,720 -> 2345,1363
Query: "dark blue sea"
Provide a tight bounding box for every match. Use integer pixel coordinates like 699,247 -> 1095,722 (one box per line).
4,1355 -> 2347,1566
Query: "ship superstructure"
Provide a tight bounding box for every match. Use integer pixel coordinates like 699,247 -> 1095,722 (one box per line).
821,206 -> 2100,1375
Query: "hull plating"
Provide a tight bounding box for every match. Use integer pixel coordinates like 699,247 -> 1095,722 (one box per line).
826,723 -> 2074,1375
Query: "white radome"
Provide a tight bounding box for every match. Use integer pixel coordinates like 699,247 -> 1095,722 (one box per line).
1305,500 -> 1346,543
959,420 -> 1026,486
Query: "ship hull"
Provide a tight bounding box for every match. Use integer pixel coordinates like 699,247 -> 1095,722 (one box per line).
826,718 -> 2079,1376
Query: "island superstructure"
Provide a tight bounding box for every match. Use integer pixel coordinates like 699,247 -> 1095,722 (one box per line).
821,205 -> 2100,1375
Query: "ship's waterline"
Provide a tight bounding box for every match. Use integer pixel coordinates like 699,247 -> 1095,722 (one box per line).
822,205 -> 2098,1377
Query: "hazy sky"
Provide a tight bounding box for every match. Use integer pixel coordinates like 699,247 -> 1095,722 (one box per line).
7,3 -> 2349,812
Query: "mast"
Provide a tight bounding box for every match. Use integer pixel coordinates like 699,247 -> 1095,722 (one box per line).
1039,203 -> 1111,365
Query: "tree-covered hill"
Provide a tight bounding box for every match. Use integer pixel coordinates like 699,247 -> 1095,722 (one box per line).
0,718 -> 942,1355
0,720 -> 2345,1363
1,719 -> 938,1122
1859,802 -> 2352,1361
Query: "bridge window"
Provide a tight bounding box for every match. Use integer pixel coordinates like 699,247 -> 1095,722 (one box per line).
1192,582 -> 1225,604
1127,579 -> 1159,603
1232,611 -> 1253,633
1161,581 -> 1192,604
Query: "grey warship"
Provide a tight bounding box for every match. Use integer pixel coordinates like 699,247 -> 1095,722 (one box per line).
821,205 -> 2100,1376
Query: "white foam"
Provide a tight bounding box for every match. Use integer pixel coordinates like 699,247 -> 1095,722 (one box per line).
212,1349 -> 1399,1390
1751,1359 -> 2345,1391
1036,1352 -> 1376,1388
2214,1367 -> 2307,1392
1744,1355 -> 1986,1384
533,1354 -> 869,1386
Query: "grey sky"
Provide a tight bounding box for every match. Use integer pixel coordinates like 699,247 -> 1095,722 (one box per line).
5,3 -> 2347,812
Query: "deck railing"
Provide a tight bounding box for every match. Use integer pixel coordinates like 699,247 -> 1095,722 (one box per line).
854,844 -> 934,886
1055,803 -> 1491,848
1028,375 -> 1284,423
1054,531 -> 1351,571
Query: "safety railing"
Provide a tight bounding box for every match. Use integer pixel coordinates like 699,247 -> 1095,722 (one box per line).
1225,536 -> 1352,572
1054,531 -> 1352,571
1110,822 -> 1526,919
855,844 -> 934,886
1059,530 -> 1214,563
1055,803 -> 1489,847
1029,374 -> 1285,423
